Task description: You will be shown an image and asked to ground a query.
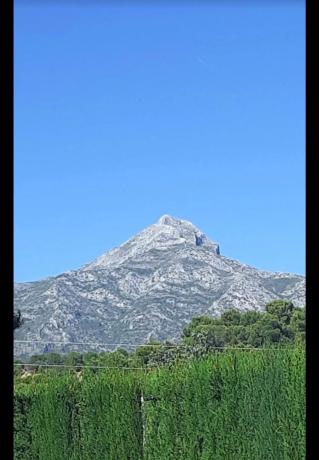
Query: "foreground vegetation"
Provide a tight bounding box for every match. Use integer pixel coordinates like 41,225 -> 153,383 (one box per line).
14,301 -> 305,459
14,345 -> 305,460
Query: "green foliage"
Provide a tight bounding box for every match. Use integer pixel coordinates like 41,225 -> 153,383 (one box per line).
265,300 -> 295,324
45,352 -> 64,364
182,315 -> 218,338
247,315 -> 283,347
64,352 -> 84,369
220,309 -> 242,325
78,371 -> 143,459
14,384 -> 34,460
82,351 -> 99,367
132,340 -> 163,366
239,310 -> 261,326
30,354 -> 48,364
14,301 -> 305,458
29,377 -> 79,460
181,302 -> 305,351
14,375 -> 79,460
143,347 -> 305,460
29,352 -> 64,366
186,323 -> 228,350
14,347 -> 305,460
290,308 -> 306,342
93,350 -> 131,368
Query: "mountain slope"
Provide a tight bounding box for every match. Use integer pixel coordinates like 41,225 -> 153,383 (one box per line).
14,215 -> 305,356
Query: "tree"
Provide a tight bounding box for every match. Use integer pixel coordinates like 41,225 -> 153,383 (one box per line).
30,354 -> 47,364
64,352 -> 84,370
265,300 -> 295,325
132,340 -> 163,366
196,324 -> 228,349
290,307 -> 306,342
247,315 -> 284,347
239,310 -> 261,326
97,350 -> 130,368
181,302 -> 304,352
44,352 -> 64,365
182,322 -> 229,356
220,309 -> 242,326
14,310 -> 23,330
182,316 -> 217,339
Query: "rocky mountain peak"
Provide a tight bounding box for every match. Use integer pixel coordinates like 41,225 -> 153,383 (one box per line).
156,214 -> 200,232
157,214 -> 180,226
155,214 -> 219,251
83,215 -> 220,271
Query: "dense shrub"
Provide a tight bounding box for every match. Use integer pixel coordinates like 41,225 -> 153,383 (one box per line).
77,370 -> 143,460
14,347 -> 305,460
143,347 -> 305,460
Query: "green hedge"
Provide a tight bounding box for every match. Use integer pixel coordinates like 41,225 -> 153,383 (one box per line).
14,347 -> 305,460
143,348 -> 305,460
14,375 -> 79,460
78,370 -> 143,460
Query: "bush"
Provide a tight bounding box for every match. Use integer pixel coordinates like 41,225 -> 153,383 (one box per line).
14,347 -> 305,460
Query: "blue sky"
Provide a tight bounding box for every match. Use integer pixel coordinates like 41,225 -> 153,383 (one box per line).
14,2 -> 305,282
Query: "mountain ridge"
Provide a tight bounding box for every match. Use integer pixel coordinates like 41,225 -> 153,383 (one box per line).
14,215 -> 305,356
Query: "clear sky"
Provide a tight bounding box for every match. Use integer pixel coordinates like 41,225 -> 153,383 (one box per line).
14,1 -> 305,282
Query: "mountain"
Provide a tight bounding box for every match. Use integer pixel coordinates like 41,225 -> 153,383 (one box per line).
14,215 -> 305,356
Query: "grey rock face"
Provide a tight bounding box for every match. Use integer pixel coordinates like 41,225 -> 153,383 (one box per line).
14,215 -> 305,356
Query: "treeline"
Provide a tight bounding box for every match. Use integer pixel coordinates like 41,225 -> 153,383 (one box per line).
14,347 -> 305,460
14,300 -> 305,374
182,299 -> 305,348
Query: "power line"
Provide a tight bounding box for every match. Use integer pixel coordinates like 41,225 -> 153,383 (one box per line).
14,340 -> 292,350
14,340 -> 289,351
14,347 -> 294,372
14,340 -> 179,348
14,363 -> 156,370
